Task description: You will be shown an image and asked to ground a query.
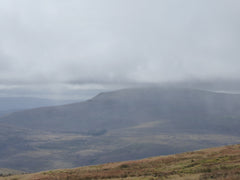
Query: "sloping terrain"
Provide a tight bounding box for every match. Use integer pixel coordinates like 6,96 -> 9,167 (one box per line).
0,97 -> 77,117
1,87 -> 240,172
2,87 -> 240,134
1,144 -> 240,180
0,168 -> 24,177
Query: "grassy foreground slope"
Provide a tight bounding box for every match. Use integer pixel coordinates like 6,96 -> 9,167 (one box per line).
2,144 -> 240,180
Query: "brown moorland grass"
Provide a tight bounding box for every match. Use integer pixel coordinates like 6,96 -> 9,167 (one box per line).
1,144 -> 240,180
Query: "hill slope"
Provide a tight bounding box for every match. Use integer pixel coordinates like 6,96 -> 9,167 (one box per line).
0,168 -> 24,177
1,87 -> 240,134
1,144 -> 240,180
0,97 -> 78,117
1,87 -> 240,172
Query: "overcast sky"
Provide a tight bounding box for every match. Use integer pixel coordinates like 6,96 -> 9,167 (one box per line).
0,0 -> 240,99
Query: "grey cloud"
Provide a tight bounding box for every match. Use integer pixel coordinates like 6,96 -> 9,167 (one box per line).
0,0 -> 239,89
0,53 -> 11,71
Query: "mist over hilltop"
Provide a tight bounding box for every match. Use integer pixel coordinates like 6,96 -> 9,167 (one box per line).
0,0 -> 239,99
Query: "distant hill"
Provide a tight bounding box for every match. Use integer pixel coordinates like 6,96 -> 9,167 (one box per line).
1,144 -> 240,180
0,97 -> 78,117
1,87 -> 240,172
1,87 -> 240,134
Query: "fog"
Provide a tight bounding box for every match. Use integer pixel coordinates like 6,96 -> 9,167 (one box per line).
0,0 -> 239,99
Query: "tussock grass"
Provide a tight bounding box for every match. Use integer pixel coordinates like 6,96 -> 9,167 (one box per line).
1,144 -> 240,180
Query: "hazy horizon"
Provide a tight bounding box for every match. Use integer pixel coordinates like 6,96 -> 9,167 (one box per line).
0,0 -> 239,99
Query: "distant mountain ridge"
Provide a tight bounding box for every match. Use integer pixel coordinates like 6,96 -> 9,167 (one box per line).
1,87 -> 240,172
1,87 -> 240,134
0,97 -> 78,117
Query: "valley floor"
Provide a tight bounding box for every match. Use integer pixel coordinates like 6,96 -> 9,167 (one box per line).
1,144 -> 240,180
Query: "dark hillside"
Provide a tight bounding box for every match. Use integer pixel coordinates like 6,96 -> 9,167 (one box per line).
1,87 -> 240,172
1,87 -> 240,135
